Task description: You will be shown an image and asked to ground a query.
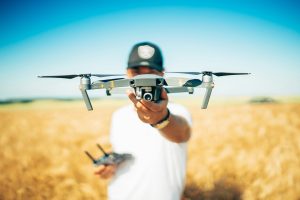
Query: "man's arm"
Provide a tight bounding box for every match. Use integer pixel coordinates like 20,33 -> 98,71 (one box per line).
128,89 -> 191,143
158,111 -> 191,143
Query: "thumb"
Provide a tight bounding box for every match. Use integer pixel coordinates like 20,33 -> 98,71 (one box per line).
161,87 -> 168,101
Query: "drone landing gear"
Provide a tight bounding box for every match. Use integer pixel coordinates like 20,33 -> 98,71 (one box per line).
202,87 -> 213,109
80,76 -> 93,111
80,89 -> 93,111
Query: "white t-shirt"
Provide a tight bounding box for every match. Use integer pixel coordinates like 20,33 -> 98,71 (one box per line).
108,103 -> 192,200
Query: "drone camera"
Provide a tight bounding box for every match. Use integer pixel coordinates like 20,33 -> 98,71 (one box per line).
142,87 -> 153,101
143,93 -> 152,101
135,86 -> 162,102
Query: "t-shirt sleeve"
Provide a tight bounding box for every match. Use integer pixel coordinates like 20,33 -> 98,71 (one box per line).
168,103 -> 192,126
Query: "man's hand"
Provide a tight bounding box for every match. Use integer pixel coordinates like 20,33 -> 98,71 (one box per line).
128,87 -> 191,143
127,88 -> 169,125
94,164 -> 117,179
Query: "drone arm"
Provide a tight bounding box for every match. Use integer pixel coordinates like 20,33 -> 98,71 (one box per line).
91,79 -> 131,89
165,87 -> 194,94
164,77 -> 192,86
202,87 -> 213,109
80,89 -> 93,111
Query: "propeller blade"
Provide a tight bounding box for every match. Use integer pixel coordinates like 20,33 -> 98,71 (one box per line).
38,75 -> 80,79
91,74 -> 125,78
182,79 -> 202,87
167,71 -> 250,77
38,73 -> 125,79
100,77 -> 125,82
166,72 -> 202,75
212,72 -> 250,76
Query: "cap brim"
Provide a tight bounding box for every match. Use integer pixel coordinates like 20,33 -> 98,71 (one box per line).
127,62 -> 164,72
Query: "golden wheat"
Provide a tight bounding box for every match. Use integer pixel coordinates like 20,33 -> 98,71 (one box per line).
0,100 -> 299,200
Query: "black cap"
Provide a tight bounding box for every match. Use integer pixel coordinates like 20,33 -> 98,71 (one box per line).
127,42 -> 164,72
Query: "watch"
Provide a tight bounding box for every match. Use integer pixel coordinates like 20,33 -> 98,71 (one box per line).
150,109 -> 170,130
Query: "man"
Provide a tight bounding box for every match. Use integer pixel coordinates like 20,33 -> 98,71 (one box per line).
95,42 -> 192,200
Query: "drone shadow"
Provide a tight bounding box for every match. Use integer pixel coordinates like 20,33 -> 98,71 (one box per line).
183,179 -> 242,200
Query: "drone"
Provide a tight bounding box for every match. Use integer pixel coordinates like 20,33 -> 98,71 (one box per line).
85,144 -> 132,166
38,71 -> 250,110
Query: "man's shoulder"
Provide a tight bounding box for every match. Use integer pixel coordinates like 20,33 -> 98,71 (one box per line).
112,104 -> 134,117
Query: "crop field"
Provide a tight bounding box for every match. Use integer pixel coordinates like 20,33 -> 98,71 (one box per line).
0,98 -> 299,200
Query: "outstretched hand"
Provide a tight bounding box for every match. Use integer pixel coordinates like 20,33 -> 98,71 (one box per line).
127,88 -> 169,125
94,164 -> 117,179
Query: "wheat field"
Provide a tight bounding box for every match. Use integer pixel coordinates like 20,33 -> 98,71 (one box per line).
0,98 -> 299,200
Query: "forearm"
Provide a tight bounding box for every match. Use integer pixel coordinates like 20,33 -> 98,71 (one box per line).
159,113 -> 191,143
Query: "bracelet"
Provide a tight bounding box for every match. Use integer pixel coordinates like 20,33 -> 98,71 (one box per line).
150,109 -> 170,129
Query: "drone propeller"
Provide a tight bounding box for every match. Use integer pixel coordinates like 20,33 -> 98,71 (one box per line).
207,72 -> 250,76
38,73 -> 125,79
182,79 -> 202,87
167,71 -> 250,77
100,77 -> 125,82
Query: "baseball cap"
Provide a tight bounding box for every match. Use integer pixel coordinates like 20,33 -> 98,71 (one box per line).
127,42 -> 164,72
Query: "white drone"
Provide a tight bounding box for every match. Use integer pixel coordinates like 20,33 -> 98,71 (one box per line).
38,71 -> 250,110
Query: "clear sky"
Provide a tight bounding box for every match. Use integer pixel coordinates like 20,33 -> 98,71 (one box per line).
0,0 -> 300,99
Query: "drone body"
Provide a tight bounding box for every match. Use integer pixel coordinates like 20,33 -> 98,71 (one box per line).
38,71 -> 250,110
85,144 -> 132,166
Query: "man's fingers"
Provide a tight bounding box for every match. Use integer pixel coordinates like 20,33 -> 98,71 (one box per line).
135,101 -> 151,113
140,100 -> 160,112
95,165 -> 117,179
128,91 -> 151,113
127,91 -> 138,105
128,88 -> 168,112
128,91 -> 152,113
141,99 -> 168,112
100,166 -> 115,179
94,165 -> 106,175
140,88 -> 168,112
136,107 -> 150,119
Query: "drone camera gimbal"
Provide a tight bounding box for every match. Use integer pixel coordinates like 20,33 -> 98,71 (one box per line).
130,76 -> 165,102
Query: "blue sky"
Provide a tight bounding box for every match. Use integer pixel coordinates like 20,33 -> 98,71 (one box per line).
0,0 -> 299,99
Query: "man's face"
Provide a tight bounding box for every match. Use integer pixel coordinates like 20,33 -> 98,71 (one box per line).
126,66 -> 164,78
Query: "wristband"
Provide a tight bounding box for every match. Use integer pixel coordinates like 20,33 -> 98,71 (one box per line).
150,109 -> 170,129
